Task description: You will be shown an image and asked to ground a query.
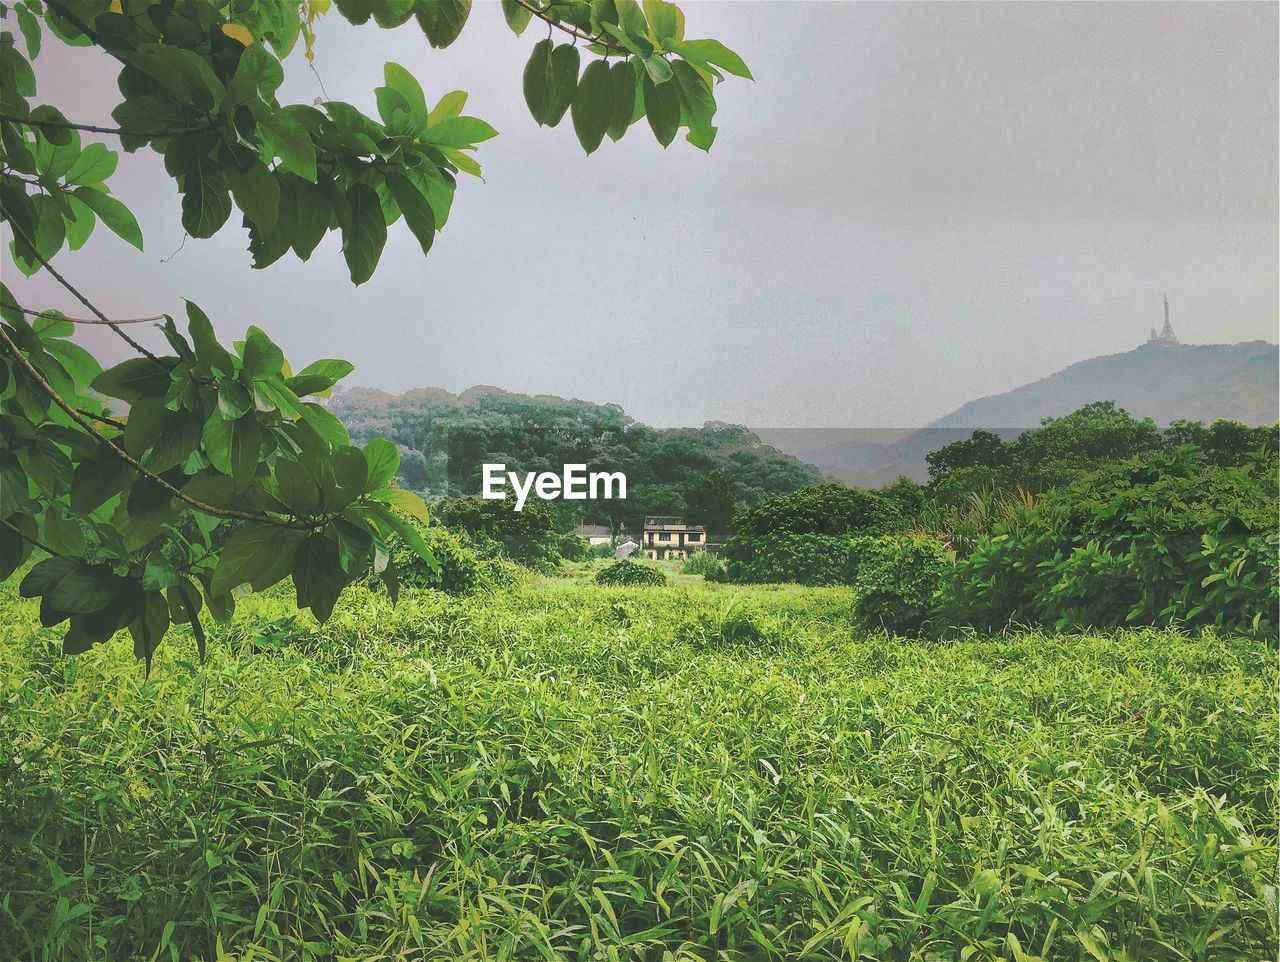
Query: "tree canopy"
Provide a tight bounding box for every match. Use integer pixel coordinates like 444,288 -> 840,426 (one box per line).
0,0 -> 750,664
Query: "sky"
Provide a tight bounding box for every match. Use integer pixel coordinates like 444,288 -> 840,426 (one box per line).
9,1 -> 1278,428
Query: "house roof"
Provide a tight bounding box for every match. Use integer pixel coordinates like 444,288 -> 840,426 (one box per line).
572,524 -> 612,538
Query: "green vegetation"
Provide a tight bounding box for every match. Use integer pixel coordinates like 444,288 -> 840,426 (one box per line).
944,449 -> 1278,636
849,534 -> 950,637
0,0 -> 749,665
329,388 -> 821,533
595,557 -> 668,586
2,575 -> 1274,960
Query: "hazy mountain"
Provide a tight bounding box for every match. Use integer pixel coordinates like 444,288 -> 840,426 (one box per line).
783,340 -> 1279,485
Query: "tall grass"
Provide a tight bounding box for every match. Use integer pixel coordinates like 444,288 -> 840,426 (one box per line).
1,577 -> 1274,960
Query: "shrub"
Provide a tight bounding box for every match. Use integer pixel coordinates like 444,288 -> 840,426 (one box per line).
723,534 -> 851,585
944,450 -> 1279,636
850,535 -> 952,636
595,560 -> 669,587
434,496 -> 563,571
679,607 -> 785,651
682,551 -> 726,579
383,523 -> 483,595
723,485 -> 907,584
558,533 -> 590,560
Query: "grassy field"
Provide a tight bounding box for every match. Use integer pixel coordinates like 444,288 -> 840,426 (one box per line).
0,573 -> 1275,961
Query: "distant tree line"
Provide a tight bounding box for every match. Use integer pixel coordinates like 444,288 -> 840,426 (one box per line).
329,388 -> 821,535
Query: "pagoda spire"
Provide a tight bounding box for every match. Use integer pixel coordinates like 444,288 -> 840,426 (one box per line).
1160,294 -> 1178,342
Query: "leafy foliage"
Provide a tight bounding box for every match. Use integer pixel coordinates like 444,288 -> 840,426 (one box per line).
594,557 -> 667,586
722,533 -> 851,586
0,0 -> 748,663
849,534 -> 951,636
329,388 -> 820,533
722,483 -> 907,584
924,401 -> 1277,504
681,549 -> 724,579
943,449 -> 1279,636
434,494 -> 564,572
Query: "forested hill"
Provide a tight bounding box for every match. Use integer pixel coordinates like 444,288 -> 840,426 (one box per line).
929,340 -> 1278,429
327,386 -> 821,532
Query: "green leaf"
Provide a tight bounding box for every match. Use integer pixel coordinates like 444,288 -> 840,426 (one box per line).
218,378 -> 253,419
669,38 -> 752,80
186,301 -> 236,374
671,60 -> 716,150
606,61 -> 637,141
64,194 -> 96,250
642,72 -> 679,147
523,40 -> 579,128
428,90 -> 468,125
20,557 -> 122,613
370,486 -> 430,524
258,109 -> 317,182
383,62 -> 428,130
242,325 -> 284,377
16,4 -> 41,58
643,0 -> 683,45
643,55 -> 672,84
367,502 -> 438,570
500,0 -> 531,35
299,402 -> 351,448
286,359 -> 355,397
211,522 -> 307,595
418,116 -> 498,149
571,59 -> 613,154
71,187 -> 143,250
129,589 -> 170,667
384,171 -> 435,257
363,437 -> 400,491
65,143 -> 119,186
180,159 -> 232,238
91,357 -> 173,403
293,533 -> 347,620
203,411 -> 261,481
227,161 -> 280,234
415,0 -> 472,49
341,183 -> 388,286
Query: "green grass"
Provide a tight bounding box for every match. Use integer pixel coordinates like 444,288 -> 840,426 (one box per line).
0,575 -> 1275,961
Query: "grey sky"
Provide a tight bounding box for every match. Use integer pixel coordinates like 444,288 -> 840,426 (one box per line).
10,1 -> 1278,427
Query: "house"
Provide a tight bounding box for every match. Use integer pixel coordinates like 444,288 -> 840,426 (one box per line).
571,524 -> 613,546
615,539 -> 640,560
642,516 -> 708,560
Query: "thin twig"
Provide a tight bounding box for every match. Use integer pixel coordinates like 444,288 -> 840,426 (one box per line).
0,323 -> 316,531
512,0 -> 614,50
1,299 -> 163,326
0,112 -> 224,139
1,517 -> 60,557
1,206 -> 160,360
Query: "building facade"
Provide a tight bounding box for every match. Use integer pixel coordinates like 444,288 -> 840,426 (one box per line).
642,516 -> 708,560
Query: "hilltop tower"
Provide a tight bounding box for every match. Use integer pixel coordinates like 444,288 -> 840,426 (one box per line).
1148,295 -> 1179,344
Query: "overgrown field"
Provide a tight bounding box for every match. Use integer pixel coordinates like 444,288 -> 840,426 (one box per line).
1,576 -> 1275,961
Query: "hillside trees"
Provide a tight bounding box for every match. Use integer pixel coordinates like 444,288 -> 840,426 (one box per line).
0,0 -> 750,663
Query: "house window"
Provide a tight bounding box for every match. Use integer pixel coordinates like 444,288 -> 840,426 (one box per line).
659,533 -> 671,541
688,533 -> 701,542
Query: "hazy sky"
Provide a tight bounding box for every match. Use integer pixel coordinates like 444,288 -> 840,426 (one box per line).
9,1 -> 1278,427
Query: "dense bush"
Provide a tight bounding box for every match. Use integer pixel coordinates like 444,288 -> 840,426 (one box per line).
723,534 -> 851,585
682,551 -> 726,579
558,533 -> 590,561
723,485 -> 906,584
850,535 -> 952,636
378,523 -> 483,595
433,496 -> 563,572
944,450 -> 1279,635
594,559 -> 669,587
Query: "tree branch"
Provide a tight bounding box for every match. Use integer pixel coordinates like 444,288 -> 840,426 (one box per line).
0,205 -> 160,360
1,298 -> 163,326
0,323 -> 316,531
513,0 -> 615,50
1,517 -> 60,557
0,112 -> 225,139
